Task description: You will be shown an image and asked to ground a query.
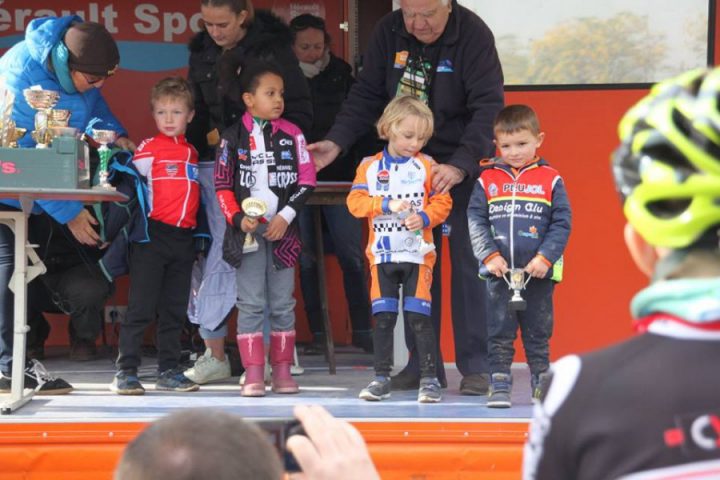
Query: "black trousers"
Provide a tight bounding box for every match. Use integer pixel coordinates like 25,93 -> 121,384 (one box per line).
27,262 -> 112,346
402,179 -> 489,379
116,220 -> 194,372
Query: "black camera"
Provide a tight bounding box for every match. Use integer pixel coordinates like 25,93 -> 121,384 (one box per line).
257,419 -> 306,473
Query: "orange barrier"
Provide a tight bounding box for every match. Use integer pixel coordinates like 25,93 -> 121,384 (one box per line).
0,420 -> 527,479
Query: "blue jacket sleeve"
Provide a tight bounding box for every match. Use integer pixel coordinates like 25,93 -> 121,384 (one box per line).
467,180 -> 499,263
35,199 -> 84,224
537,178 -> 572,264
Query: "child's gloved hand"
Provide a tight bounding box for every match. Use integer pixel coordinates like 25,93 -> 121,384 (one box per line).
404,213 -> 424,231
388,199 -> 411,213
264,215 -> 288,241
485,255 -> 509,278
525,255 -> 550,278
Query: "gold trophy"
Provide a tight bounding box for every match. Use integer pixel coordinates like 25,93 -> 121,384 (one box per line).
398,207 -> 435,256
504,268 -> 530,311
90,129 -> 117,189
22,88 -> 61,148
240,197 -> 267,253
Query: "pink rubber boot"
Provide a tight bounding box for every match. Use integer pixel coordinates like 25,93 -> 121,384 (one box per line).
270,331 -> 299,394
237,333 -> 266,397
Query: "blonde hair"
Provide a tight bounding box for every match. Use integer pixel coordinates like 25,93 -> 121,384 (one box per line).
151,76 -> 194,111
376,95 -> 434,141
493,104 -> 541,136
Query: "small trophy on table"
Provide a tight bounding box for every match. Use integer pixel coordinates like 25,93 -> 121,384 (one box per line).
240,197 -> 267,253
22,87 -> 60,148
90,129 -> 117,189
504,268 -> 530,311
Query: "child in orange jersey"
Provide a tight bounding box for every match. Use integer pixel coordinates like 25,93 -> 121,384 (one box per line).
347,95 -> 452,403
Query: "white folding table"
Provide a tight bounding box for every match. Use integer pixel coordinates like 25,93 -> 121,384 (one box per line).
0,187 -> 126,414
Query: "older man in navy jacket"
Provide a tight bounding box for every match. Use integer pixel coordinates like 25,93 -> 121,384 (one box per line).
309,0 -> 504,394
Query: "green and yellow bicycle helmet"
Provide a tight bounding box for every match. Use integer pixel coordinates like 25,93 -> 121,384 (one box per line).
612,68 -> 720,248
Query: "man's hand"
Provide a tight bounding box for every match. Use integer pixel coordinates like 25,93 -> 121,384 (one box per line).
286,405 -> 380,480
431,164 -> 465,194
66,209 -> 101,246
525,255 -> 550,278
263,215 -> 289,241
404,213 -> 424,231
308,140 -> 341,172
486,255 -> 509,278
388,199 -> 411,213
114,136 -> 136,152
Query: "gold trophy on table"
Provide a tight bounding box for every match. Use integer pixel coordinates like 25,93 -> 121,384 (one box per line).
22,87 -> 61,148
90,129 -> 118,190
240,197 -> 267,253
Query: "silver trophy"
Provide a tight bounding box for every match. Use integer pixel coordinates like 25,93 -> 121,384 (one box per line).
240,197 -> 267,253
23,88 -> 61,148
90,129 -> 117,189
504,268 -> 530,311
398,207 -> 435,256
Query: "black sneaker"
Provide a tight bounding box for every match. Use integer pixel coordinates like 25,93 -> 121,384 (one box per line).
359,377 -> 391,401
110,370 -> 145,395
418,377 -> 442,403
0,360 -> 74,395
487,373 -> 512,408
156,368 -> 199,392
459,373 -> 490,396
531,371 -> 552,401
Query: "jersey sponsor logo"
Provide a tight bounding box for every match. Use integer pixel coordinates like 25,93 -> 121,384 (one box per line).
252,151 -> 274,165
281,149 -> 292,161
297,135 -> 310,165
237,148 -> 248,161
188,164 -> 199,181
165,163 -> 178,177
518,225 -> 539,239
488,183 -> 498,196
237,170 -> 256,188
489,202 -> 520,215
376,169 -> 390,191
249,135 -> 257,151
394,50 -> 409,69
503,183 -> 546,195
219,140 -> 228,166
664,409 -> 720,458
269,171 -> 298,188
279,138 -> 294,146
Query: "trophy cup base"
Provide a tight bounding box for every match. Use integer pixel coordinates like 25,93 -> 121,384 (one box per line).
417,241 -> 435,256
508,298 -> 527,311
93,184 -> 117,191
242,237 -> 259,254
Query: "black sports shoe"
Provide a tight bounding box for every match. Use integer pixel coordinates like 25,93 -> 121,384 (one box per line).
156,368 -> 199,392
418,377 -> 442,403
110,370 -> 145,395
487,373 -> 513,408
0,360 -> 73,395
459,373 -> 490,396
359,376 -> 391,401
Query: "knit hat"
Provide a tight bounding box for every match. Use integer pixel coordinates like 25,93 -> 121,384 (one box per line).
63,22 -> 119,76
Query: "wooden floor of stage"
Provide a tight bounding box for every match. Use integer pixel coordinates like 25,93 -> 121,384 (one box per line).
0,345 -> 531,479
1,344 -> 534,423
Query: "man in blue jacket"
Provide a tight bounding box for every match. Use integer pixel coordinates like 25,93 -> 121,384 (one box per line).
0,17 -> 134,393
309,0 -> 504,394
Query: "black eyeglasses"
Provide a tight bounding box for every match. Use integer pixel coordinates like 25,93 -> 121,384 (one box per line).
80,72 -> 107,85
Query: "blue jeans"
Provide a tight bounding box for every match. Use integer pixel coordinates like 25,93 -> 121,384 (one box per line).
0,223 -> 15,375
298,205 -> 371,335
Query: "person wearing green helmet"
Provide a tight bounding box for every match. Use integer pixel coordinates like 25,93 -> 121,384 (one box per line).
523,68 -> 720,479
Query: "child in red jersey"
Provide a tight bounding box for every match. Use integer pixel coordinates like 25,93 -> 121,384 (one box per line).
112,77 -> 200,395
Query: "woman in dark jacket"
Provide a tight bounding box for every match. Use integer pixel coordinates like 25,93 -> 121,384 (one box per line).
289,14 -> 373,355
185,0 -> 311,385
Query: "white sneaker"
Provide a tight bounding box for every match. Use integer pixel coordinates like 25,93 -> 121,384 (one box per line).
184,348 -> 231,384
